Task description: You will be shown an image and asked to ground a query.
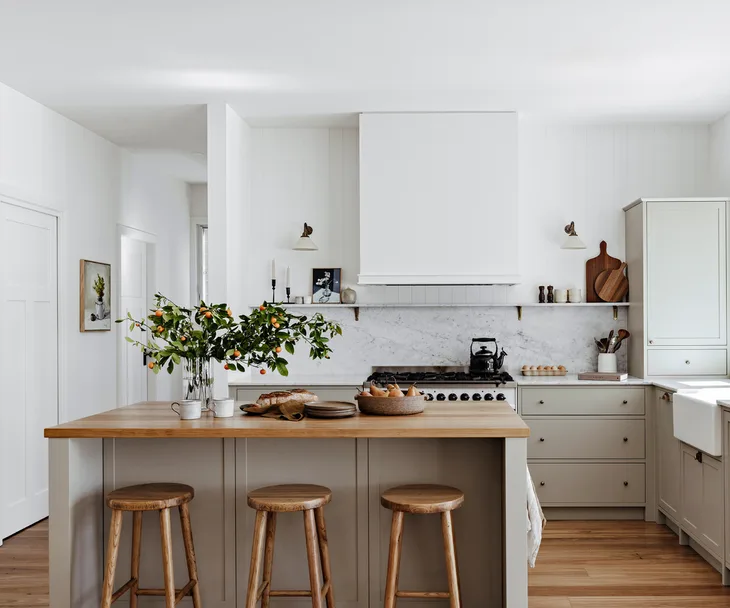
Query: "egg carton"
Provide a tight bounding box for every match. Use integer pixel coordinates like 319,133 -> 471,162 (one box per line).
522,368 -> 568,376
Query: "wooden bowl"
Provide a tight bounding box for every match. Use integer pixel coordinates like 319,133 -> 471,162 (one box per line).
355,395 -> 426,416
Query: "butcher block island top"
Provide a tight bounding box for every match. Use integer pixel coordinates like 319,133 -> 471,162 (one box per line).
45,401 -> 529,439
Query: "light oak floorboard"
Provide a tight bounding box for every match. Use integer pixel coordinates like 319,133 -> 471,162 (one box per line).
3,519 -> 730,607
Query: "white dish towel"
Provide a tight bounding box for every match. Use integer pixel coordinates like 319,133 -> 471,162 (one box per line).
526,465 -> 546,567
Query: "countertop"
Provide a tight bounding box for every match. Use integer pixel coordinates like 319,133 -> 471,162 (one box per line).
44,401 -> 530,439
228,372 -> 365,387
515,374 -> 648,387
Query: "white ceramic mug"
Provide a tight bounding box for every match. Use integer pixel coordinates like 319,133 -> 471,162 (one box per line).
568,288 -> 583,303
554,289 -> 568,303
304,295 -> 313,304
171,400 -> 202,420
211,398 -> 234,418
597,353 -> 618,373
294,296 -> 304,304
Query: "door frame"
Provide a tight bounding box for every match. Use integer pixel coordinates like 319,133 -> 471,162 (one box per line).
116,224 -> 157,408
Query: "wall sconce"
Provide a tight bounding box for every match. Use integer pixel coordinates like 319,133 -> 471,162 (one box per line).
561,221 -> 586,249
293,222 -> 318,251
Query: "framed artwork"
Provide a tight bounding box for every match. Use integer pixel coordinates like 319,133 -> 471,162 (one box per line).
312,268 -> 341,304
80,259 -> 111,332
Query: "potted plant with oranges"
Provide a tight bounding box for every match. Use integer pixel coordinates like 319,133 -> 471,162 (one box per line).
118,293 -> 342,408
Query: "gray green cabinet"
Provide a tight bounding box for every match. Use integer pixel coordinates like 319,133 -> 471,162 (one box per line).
656,389 -> 681,523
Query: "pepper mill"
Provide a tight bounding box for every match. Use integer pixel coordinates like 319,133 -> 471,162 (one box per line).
547,285 -> 554,303
538,286 -> 546,303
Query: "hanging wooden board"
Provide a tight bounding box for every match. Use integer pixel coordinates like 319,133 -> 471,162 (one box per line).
596,262 -> 629,302
585,241 -> 621,302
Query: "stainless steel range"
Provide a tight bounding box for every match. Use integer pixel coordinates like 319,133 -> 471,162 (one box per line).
366,366 -> 517,410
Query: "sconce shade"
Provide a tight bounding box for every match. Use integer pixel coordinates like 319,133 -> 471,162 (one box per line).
561,221 -> 586,249
293,222 -> 318,251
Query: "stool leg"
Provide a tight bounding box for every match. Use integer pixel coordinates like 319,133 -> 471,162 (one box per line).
101,509 -> 123,608
179,503 -> 203,608
303,509 -> 324,608
261,512 -> 277,608
314,507 -> 335,608
245,510 -> 268,608
441,511 -> 461,608
159,508 -> 176,608
384,511 -> 404,608
129,511 -> 142,608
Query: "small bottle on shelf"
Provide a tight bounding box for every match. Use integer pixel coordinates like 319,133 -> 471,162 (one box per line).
538,286 -> 545,303
547,285 -> 554,303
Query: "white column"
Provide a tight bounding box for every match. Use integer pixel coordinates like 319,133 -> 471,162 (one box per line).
49,438 -> 104,608
504,437 -> 528,608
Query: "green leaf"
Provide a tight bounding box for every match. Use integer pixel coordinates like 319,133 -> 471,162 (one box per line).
171,353 -> 180,365
285,342 -> 295,355
167,360 -> 174,374
276,360 -> 289,376
125,337 -> 134,343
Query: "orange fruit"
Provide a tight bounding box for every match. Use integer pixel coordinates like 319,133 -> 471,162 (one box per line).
224,364 -> 230,370
205,311 -> 212,319
233,350 -> 241,358
199,306 -> 207,312
275,346 -> 282,353
147,362 -> 155,369
259,305 -> 265,311
227,308 -> 232,317
273,323 -> 280,329
155,310 -> 163,317
270,316 -> 277,324
157,326 -> 164,333
180,336 -> 186,342
259,369 -> 266,375
135,323 -> 140,327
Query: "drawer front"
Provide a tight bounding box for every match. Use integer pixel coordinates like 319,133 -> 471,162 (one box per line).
526,419 -> 645,459
521,387 -> 645,415
529,463 -> 646,505
647,349 -> 727,376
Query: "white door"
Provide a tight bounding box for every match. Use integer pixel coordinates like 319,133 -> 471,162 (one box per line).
120,236 -> 148,405
0,203 -> 58,539
646,201 -> 727,346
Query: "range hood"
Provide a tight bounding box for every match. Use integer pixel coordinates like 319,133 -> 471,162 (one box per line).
358,112 -> 520,285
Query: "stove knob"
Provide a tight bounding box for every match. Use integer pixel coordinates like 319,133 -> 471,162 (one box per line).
484,393 -> 494,401
460,393 -> 470,401
436,393 -> 446,401
496,393 -> 506,401
448,393 -> 458,401
472,393 -> 482,401
424,393 -> 434,401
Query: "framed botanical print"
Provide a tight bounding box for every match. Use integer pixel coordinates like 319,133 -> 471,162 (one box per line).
312,268 -> 341,304
80,259 -> 111,331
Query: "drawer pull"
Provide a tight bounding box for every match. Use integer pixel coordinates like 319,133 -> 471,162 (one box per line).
539,400 -> 545,404
649,340 -> 654,344
685,360 -> 691,365
623,481 -> 629,487
623,437 -> 628,442
622,400 -> 628,404
662,392 -> 670,401
540,482 -> 545,486
539,437 -> 545,442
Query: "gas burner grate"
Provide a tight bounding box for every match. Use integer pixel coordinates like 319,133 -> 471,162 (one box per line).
366,370 -> 514,386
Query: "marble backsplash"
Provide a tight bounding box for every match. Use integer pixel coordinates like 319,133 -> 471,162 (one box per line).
279,305 -> 628,379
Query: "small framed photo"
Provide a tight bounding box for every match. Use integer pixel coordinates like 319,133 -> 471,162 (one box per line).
80,259 -> 111,332
312,268 -> 342,304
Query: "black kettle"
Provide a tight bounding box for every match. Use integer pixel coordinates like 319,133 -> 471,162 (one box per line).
470,338 -> 507,374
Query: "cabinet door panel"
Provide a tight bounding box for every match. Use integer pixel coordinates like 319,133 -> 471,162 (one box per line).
656,391 -> 681,522
701,454 -> 723,560
646,201 -> 726,346
681,443 -> 704,538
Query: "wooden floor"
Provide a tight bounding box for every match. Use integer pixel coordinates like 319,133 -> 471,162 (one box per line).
1,519 -> 729,606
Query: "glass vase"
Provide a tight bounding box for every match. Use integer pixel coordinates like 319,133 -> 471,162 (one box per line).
183,358 -> 213,410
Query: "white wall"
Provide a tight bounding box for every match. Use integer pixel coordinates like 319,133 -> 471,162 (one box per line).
189,183 -> 208,219
710,112 -> 730,195
0,82 -> 190,420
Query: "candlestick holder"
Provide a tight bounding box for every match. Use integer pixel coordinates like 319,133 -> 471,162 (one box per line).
286,287 -> 291,303
271,279 -> 276,304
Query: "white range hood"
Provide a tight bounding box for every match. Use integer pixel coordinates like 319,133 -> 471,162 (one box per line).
358,112 -> 520,285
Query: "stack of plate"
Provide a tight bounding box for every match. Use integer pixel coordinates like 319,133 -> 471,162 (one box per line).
304,401 -> 358,419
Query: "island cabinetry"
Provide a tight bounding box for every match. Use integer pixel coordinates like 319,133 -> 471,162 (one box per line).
655,389 -> 681,523
521,385 -> 649,516
680,442 -> 723,561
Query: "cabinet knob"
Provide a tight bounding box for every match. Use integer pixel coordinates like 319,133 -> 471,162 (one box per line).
539,437 -> 545,442
624,481 -> 629,487
622,400 -> 628,404
540,481 -> 545,486
623,437 -> 628,442
662,392 -> 670,401
539,400 -> 545,405
685,360 -> 691,365
649,340 -> 654,344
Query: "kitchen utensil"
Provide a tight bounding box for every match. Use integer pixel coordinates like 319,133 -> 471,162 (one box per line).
594,338 -> 607,352
470,338 -> 507,374
585,241 -> 622,302
599,338 -> 609,352
596,262 -> 629,302
211,398 -> 234,418
355,395 -> 426,416
611,329 -> 631,353
171,400 -> 202,420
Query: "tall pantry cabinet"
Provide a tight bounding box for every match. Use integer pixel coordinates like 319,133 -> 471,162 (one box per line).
624,198 -> 729,378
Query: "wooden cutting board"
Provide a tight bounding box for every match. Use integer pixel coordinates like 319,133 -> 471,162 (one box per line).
585,241 -> 622,302
596,262 -> 629,302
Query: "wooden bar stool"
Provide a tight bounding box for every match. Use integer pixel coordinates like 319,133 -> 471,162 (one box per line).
245,484 -> 335,608
100,483 -> 202,608
381,484 -> 465,608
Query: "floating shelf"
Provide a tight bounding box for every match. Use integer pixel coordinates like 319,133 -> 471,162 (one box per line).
252,302 -> 628,321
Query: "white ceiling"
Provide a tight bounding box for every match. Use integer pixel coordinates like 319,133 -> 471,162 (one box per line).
1,0 -> 730,180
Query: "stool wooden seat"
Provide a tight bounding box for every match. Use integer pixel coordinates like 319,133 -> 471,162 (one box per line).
100,483 -> 201,608
245,484 -> 335,608
381,484 -> 465,608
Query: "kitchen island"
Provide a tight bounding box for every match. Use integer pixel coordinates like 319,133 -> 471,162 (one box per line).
45,402 -> 529,608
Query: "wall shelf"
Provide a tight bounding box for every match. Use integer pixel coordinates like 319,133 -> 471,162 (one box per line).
252,302 -> 629,321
